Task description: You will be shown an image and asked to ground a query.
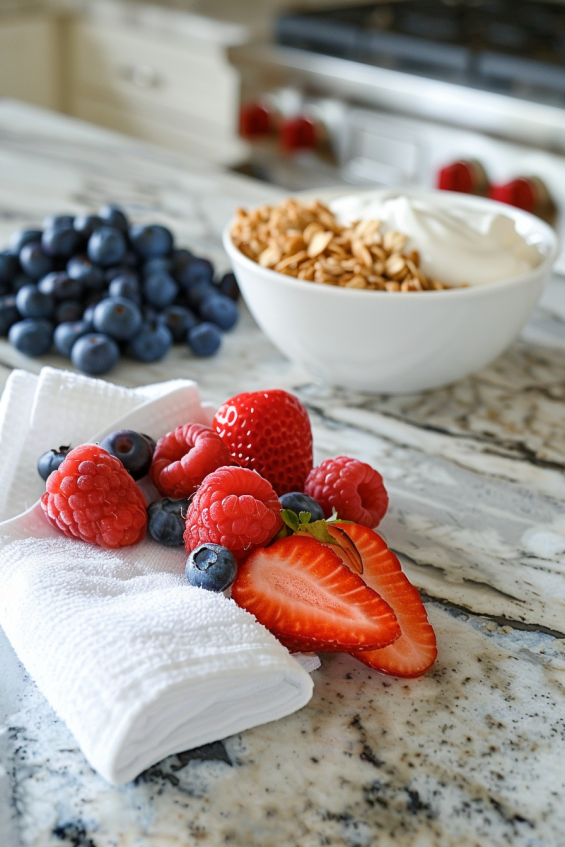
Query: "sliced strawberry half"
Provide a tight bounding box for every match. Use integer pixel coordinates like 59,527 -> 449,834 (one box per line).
331,523 -> 437,678
231,534 -> 400,652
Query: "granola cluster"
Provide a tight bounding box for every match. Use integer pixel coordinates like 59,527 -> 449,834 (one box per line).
231,198 -> 453,292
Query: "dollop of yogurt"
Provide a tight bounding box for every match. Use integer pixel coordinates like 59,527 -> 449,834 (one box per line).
330,190 -> 541,286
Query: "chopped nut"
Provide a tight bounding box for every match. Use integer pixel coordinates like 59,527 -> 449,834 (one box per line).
259,244 -> 282,268
307,230 -> 334,258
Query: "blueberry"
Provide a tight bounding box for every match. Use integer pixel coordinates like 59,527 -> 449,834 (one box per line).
16,284 -> 55,320
71,332 -> 120,375
279,492 -> 325,523
171,248 -> 193,280
104,265 -> 136,284
127,322 -> 173,362
43,214 -> 74,231
141,433 -> 156,451
9,229 -> 42,256
81,303 -> 97,328
0,251 -> 19,284
185,543 -> 237,592
38,271 -> 83,301
87,226 -> 127,268
99,428 -> 154,479
142,269 -> 178,309
19,242 -> 53,280
122,250 -> 140,269
73,214 -> 103,238
0,295 -> 20,336
218,271 -> 239,300
147,497 -> 189,546
109,273 -> 141,304
199,294 -> 238,330
99,204 -> 129,232
67,255 -> 105,291
185,281 -> 216,311
11,273 -> 35,293
54,319 -> 91,357
143,256 -> 172,277
158,305 -> 197,343
41,226 -> 82,259
37,445 -> 71,480
9,318 -> 53,356
92,296 -> 143,341
129,224 -> 173,259
54,300 -> 83,325
177,257 -> 214,288
187,322 -> 222,357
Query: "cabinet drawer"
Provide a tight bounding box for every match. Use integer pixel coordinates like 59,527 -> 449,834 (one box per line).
69,21 -> 239,130
72,95 -> 247,165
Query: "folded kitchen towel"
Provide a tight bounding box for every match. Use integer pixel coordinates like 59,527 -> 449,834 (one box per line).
0,368 -> 314,785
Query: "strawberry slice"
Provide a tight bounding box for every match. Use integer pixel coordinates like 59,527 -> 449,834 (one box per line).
231,534 -> 400,652
332,523 -> 437,678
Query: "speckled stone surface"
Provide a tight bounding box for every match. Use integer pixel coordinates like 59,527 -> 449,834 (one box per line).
1,101 -> 565,847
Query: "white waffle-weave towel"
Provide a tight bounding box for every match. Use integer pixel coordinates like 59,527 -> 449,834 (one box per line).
0,368 -> 313,784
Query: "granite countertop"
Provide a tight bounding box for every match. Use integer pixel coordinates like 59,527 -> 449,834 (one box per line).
1,100 -> 565,847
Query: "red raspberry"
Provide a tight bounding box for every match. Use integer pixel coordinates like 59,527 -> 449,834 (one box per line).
213,389 -> 313,496
183,465 -> 283,559
150,423 -> 234,499
304,456 -> 388,528
40,444 -> 147,548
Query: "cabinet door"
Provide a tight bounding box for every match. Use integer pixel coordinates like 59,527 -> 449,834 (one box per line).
0,14 -> 59,109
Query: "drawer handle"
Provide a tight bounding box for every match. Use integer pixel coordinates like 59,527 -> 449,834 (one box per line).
118,64 -> 163,89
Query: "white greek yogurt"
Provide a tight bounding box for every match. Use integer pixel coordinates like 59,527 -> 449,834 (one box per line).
330,190 -> 541,287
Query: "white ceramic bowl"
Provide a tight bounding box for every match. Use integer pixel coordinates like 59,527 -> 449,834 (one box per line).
223,189 -> 559,394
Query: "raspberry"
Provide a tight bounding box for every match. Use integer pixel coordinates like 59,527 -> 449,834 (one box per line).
150,423 -> 234,499
183,466 -> 283,559
304,456 -> 388,528
40,444 -> 147,548
213,389 -> 313,496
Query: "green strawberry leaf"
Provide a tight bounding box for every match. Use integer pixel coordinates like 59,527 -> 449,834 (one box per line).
299,519 -> 338,545
298,511 -> 312,525
280,509 -> 300,532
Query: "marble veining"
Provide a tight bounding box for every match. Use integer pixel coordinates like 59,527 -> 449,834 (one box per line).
0,101 -> 565,846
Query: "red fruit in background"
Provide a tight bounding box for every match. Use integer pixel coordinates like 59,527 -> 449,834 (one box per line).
150,423 -> 234,499
304,456 -> 388,527
231,534 -> 400,652
335,523 -> 437,678
40,444 -> 147,548
213,389 -> 313,496
183,465 -> 283,559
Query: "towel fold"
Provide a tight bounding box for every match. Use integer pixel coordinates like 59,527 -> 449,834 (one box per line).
0,368 -> 313,784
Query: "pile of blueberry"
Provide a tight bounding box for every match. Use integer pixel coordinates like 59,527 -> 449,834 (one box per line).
0,204 -> 239,375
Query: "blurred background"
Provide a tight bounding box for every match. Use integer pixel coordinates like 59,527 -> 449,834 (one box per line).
1,0 -> 565,252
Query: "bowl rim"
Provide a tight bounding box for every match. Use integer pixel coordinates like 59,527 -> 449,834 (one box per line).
223,186 -> 560,300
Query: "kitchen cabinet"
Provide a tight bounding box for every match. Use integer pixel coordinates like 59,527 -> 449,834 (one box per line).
0,12 -> 59,110
66,14 -> 248,165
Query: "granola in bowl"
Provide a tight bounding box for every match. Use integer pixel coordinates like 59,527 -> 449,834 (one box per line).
230,198 -> 452,292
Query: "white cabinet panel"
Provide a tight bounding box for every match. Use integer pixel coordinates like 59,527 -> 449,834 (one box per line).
69,21 -> 240,132
0,15 -> 59,110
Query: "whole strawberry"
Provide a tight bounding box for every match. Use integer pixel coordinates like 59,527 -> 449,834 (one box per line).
213,389 -> 313,496
183,465 -> 283,559
40,444 -> 147,548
